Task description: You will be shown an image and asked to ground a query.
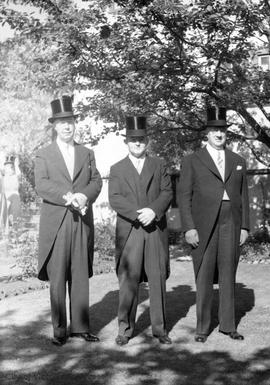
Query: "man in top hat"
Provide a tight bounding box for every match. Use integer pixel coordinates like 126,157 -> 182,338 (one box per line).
34,95 -> 102,346
178,106 -> 250,343
109,116 -> 173,346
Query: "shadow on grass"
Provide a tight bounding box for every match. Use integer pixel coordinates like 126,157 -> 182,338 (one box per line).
89,284 -> 196,338
89,281 -> 254,340
0,312 -> 269,385
209,283 -> 255,334
134,284 -> 196,337
0,282 -> 260,385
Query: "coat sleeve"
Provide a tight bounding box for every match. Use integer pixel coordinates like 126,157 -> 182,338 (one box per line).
240,159 -> 250,231
178,155 -> 196,232
34,151 -> 68,206
108,165 -> 138,222
147,161 -> 173,220
80,150 -> 103,203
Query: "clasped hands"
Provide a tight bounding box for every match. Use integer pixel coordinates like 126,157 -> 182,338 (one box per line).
63,192 -> 88,216
136,208 -> 156,227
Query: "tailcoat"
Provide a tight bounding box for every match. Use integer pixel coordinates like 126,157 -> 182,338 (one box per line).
179,146 -> 249,279
109,155 -> 172,279
35,141 -> 102,281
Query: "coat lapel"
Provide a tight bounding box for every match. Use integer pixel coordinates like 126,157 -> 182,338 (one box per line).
224,149 -> 235,182
140,156 -> 156,191
196,147 -> 222,180
122,155 -> 156,195
50,141 -> 71,182
123,156 -> 138,195
73,144 -> 89,181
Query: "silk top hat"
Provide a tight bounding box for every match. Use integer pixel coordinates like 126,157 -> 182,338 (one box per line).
124,116 -> 148,137
48,95 -> 78,123
206,106 -> 230,128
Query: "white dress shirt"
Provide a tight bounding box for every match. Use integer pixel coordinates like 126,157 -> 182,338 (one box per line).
129,154 -> 146,175
206,143 -> 230,200
57,138 -> 75,179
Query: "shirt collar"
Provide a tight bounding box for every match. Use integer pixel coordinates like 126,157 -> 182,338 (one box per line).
206,143 -> 224,158
56,137 -> 74,151
128,153 -> 146,164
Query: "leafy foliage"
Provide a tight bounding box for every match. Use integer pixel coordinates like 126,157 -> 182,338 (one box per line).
18,150 -> 37,204
0,0 -> 270,166
94,218 -> 115,260
9,230 -> 39,279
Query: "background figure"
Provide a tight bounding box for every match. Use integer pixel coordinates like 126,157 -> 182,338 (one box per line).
0,172 -> 8,239
3,156 -> 21,228
34,95 -> 102,346
178,106 -> 250,343
109,116 -> 173,346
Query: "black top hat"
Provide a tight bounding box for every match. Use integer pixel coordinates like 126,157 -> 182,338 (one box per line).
4,155 -> 15,165
206,106 -> 230,128
48,95 -> 79,123
123,116 -> 148,137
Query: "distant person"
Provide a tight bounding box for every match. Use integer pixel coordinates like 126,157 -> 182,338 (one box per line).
109,116 -> 173,346
178,106 -> 250,343
34,95 -> 102,346
0,172 -> 8,239
3,156 -> 21,227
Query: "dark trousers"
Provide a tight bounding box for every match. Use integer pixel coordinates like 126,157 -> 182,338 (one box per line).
117,226 -> 167,338
196,201 -> 237,335
47,210 -> 90,338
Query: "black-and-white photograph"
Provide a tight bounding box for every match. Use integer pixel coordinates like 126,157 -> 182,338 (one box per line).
0,1 -> 269,384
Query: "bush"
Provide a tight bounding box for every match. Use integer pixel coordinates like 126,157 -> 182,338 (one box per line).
240,229 -> 270,264
94,219 -> 115,259
9,230 -> 38,279
169,229 -> 270,264
18,151 -> 37,205
93,219 -> 116,274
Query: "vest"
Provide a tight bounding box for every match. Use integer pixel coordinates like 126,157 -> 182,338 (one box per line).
132,164 -> 149,208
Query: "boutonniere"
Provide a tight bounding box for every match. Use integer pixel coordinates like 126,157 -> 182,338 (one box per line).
236,165 -> 242,170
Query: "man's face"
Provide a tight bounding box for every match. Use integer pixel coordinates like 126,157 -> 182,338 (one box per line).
54,117 -> 75,143
126,136 -> 148,158
206,126 -> 227,150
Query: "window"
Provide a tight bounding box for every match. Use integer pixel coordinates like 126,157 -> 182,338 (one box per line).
258,55 -> 270,71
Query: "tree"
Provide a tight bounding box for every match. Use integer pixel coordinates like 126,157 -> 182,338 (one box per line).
0,0 -> 270,168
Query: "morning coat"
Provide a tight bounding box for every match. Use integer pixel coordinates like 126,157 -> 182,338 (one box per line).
34,141 -> 102,281
109,155 -> 172,278
178,146 -> 250,278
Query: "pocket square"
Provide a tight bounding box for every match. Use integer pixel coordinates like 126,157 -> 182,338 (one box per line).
236,165 -> 242,170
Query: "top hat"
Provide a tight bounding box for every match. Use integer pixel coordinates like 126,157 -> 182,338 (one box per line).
4,155 -> 15,165
123,116 -> 148,137
48,95 -> 79,123
206,106 -> 231,128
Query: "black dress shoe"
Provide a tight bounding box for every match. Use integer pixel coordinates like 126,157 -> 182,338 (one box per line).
219,330 -> 244,340
154,335 -> 172,344
51,336 -> 67,346
70,332 -> 100,342
115,335 -> 130,346
194,334 -> 207,343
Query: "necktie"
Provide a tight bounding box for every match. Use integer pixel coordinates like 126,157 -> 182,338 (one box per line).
217,151 -> 224,180
136,159 -> 142,174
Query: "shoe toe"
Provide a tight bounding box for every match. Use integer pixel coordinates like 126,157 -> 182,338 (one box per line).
194,334 -> 207,343
115,335 -> 129,346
